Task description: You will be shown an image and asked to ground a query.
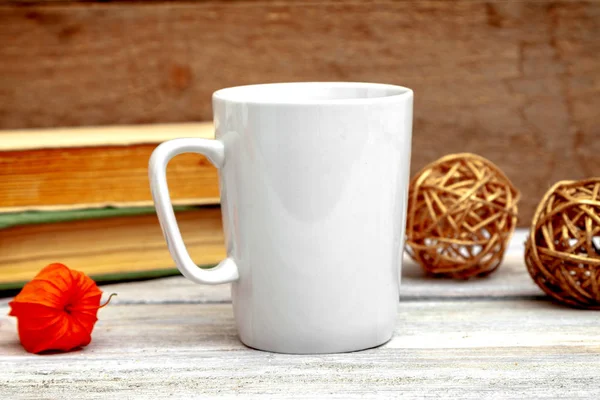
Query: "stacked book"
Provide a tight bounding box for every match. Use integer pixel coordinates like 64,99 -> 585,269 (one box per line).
0,123 -> 224,290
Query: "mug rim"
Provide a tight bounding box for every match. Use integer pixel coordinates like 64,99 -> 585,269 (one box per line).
212,81 -> 413,105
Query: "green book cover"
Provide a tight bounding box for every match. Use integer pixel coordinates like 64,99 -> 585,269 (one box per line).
0,206 -> 194,230
0,205 -> 215,293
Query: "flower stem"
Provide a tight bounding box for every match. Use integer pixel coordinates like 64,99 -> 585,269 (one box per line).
99,293 -> 117,308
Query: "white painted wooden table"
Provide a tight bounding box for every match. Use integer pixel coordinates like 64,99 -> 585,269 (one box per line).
1,230 -> 599,399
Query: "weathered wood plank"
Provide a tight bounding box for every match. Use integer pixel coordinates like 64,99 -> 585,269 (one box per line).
1,300 -> 599,398
1,1 -> 599,224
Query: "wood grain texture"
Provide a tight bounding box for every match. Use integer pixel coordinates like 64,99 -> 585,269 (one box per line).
1,231 -> 596,397
1,0 -> 600,224
1,300 -> 599,398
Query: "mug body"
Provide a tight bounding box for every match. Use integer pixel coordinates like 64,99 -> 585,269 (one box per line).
213,82 -> 413,353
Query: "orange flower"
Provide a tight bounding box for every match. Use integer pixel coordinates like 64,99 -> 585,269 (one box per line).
8,263 -> 113,354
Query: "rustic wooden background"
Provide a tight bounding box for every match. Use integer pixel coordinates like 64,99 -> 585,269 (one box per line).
1,0 -> 599,225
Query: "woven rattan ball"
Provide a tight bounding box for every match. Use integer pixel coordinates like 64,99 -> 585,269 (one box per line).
525,179 -> 600,309
405,153 -> 520,279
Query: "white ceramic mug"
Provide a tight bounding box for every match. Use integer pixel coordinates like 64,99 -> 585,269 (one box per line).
149,82 -> 413,354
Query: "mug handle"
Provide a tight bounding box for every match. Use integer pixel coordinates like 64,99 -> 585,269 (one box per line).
148,138 -> 239,285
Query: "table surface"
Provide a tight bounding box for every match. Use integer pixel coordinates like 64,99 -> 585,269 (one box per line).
1,230 -> 599,399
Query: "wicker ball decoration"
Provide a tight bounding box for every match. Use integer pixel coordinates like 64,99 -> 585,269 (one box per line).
405,153 -> 520,279
525,179 -> 600,309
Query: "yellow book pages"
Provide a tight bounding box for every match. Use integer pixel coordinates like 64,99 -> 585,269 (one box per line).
0,123 -> 219,212
0,207 -> 225,289
0,122 -> 213,151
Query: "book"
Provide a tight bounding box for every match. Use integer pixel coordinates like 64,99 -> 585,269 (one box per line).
0,122 -> 219,212
0,206 -> 225,290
